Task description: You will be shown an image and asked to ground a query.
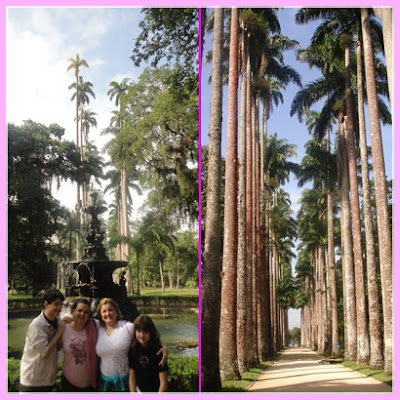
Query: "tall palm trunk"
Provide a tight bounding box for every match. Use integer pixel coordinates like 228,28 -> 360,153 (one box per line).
220,7 -> 240,381
327,186 -> 340,356
251,93 -> 258,363
345,44 -> 370,364
120,168 -> 133,295
337,111 -> 357,361
356,39 -> 384,368
373,8 -> 393,112
361,8 -> 392,375
237,22 -> 249,372
245,30 -> 255,363
258,97 -> 271,359
201,8 -> 224,391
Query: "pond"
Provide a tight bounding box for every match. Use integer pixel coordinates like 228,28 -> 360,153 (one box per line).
8,306 -> 199,359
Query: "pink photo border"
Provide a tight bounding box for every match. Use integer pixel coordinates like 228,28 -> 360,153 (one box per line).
1,0 -> 398,399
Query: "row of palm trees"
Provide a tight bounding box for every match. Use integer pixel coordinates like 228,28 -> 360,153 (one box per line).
291,8 -> 392,374
202,7 -> 392,391
202,8 -> 302,390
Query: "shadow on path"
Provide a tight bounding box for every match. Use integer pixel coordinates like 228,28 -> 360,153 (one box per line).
247,347 -> 391,393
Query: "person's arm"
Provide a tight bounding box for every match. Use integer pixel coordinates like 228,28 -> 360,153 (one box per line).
43,320 -> 65,359
156,345 -> 168,366
158,371 -> 168,392
129,369 -> 137,392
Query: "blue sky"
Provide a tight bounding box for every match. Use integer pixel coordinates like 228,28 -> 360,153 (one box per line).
201,8 -> 393,328
7,7 -> 147,213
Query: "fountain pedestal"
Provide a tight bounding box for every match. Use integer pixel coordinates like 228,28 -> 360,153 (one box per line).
62,192 -> 139,321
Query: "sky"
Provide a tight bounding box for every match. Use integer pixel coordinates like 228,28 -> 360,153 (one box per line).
6,7 -> 149,217
201,8 -> 393,329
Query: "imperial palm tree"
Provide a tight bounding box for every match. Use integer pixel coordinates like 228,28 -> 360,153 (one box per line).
219,7 -> 240,381
202,7 -> 224,391
67,54 -> 89,246
361,7 -> 392,375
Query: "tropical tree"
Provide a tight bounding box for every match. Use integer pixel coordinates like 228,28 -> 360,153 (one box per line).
361,7 -> 392,375
201,8 -> 224,391
67,54 -> 90,148
66,54 -> 90,259
219,7 -> 240,382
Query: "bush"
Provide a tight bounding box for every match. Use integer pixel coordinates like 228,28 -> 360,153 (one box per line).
8,358 -> 20,392
168,356 -> 199,392
8,357 -> 199,392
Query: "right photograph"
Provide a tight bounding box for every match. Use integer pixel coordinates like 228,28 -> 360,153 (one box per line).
201,7 -> 393,393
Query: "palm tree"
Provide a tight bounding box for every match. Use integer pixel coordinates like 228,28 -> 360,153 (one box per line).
201,7 -> 224,391
67,54 -> 89,147
297,129 -> 340,356
81,109 -> 98,149
219,7 -> 240,382
355,38 -> 384,369
107,78 -> 131,106
67,54 -> 89,242
372,8 -> 393,111
361,8 -> 392,375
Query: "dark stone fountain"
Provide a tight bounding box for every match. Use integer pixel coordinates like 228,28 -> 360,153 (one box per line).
63,192 -> 139,322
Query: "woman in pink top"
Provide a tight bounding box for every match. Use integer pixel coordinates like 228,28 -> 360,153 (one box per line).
59,299 -> 98,392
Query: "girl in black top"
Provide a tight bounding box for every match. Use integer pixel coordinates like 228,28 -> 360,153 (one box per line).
128,315 -> 168,392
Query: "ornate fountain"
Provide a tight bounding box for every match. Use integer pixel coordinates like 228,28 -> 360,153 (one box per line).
63,192 -> 139,321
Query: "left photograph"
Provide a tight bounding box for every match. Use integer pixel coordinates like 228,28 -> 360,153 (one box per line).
7,6 -> 199,393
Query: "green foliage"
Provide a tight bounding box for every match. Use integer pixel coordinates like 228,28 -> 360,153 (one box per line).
222,361 -> 275,391
341,361 -> 392,387
167,356 -> 199,392
7,358 -> 20,392
8,121 -> 104,291
131,8 -> 198,82
8,121 -> 79,291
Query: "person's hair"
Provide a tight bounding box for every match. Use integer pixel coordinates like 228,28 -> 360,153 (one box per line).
131,314 -> 162,351
71,298 -> 91,314
43,289 -> 64,305
97,297 -> 122,326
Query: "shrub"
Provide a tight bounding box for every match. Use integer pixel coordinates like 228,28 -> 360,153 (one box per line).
8,358 -> 20,392
168,356 -> 199,392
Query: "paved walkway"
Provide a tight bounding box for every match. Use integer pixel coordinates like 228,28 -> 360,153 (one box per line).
247,347 -> 391,392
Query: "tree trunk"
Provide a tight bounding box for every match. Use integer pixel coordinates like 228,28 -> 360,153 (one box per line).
258,97 -> 270,360
337,112 -> 357,361
345,44 -> 370,364
120,168 -> 133,295
373,8 -> 393,112
201,8 -> 224,391
356,39 -> 384,368
361,8 -> 392,374
251,93 -> 258,363
159,259 -> 165,293
327,189 -> 340,357
219,7 -> 240,381
237,20 -> 249,372
136,252 -> 141,295
245,28 -> 254,363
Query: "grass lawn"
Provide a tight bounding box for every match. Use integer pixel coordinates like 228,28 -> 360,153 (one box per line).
7,294 -> 39,300
221,352 -> 281,391
9,287 -> 198,301
222,362 -> 274,391
341,361 -> 392,387
134,287 -> 198,297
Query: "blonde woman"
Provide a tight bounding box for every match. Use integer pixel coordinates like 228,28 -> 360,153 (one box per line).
95,298 -> 168,392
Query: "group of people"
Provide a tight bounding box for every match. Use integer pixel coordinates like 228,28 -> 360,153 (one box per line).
19,289 -> 168,393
